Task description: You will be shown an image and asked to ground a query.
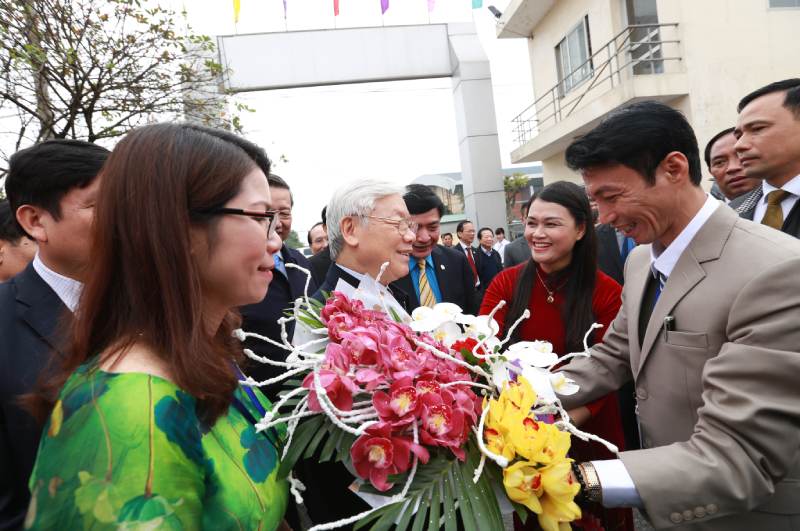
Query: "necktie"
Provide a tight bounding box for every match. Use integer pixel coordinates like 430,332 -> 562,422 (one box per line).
273,252 -> 287,277
417,258 -> 436,308
760,190 -> 789,230
465,247 -> 479,285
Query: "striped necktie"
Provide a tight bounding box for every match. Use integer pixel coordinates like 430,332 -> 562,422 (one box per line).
417,258 -> 437,308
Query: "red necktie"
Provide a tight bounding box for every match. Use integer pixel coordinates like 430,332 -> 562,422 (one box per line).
466,247 -> 478,283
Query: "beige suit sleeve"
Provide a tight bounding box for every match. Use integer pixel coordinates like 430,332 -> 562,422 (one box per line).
559,275 -> 635,410
619,257 -> 800,528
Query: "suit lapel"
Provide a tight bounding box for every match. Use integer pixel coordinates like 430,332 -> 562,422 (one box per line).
637,205 -> 735,372
431,247 -> 449,300
638,253 -> 705,370
15,265 -> 70,352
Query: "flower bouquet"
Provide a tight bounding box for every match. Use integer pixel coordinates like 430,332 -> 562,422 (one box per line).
236,265 -> 617,531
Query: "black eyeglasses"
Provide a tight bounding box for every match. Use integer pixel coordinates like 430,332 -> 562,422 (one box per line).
198,207 -> 279,237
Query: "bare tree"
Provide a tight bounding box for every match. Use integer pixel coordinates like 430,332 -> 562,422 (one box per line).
0,0 -> 247,173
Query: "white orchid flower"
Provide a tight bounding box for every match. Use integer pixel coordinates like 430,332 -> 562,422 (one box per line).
488,359 -> 510,390
505,341 -> 558,368
549,372 -> 580,395
461,315 -> 500,339
409,303 -> 465,333
431,321 -> 462,347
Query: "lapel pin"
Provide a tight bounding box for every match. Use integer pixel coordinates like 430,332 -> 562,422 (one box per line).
440,264 -> 445,270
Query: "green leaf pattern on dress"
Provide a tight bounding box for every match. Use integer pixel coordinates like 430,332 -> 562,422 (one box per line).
25,365 -> 288,530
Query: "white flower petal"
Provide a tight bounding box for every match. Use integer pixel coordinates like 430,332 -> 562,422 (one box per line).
433,302 -> 463,318
507,340 -> 553,354
550,373 -> 580,395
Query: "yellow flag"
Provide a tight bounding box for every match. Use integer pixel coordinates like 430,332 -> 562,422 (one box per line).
233,0 -> 241,23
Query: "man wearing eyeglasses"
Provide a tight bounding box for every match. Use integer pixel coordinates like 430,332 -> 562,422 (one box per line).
391,184 -> 478,314
239,174 -> 318,402
305,180 -> 415,525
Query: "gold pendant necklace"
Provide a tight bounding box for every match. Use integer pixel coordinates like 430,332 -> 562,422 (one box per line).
535,267 -> 567,304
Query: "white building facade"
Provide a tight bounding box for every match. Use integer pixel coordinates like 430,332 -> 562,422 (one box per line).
498,0 -> 800,184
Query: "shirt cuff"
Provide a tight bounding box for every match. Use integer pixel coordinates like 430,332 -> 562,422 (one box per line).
590,459 -> 643,508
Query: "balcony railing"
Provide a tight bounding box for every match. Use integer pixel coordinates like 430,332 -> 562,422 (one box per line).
512,23 -> 682,148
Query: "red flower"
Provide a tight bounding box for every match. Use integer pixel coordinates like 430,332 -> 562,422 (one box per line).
351,422 -> 430,491
451,337 -> 488,364
373,378 -> 419,427
418,391 -> 468,460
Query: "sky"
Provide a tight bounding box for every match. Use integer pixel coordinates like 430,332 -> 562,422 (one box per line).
179,0 -> 533,243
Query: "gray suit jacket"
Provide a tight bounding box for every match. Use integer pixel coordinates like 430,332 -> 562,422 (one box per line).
503,236 -> 530,268
561,205 -> 800,530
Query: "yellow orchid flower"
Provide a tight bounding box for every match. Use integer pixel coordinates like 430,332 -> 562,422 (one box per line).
502,460 -> 543,514
502,376 -> 537,416
507,415 -> 548,462
484,426 -> 516,460
524,422 -> 571,464
537,459 -> 582,531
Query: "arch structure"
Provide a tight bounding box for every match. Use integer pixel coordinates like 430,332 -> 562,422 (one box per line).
216,23 -> 506,233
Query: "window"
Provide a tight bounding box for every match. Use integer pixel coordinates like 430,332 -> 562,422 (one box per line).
769,0 -> 800,7
555,16 -> 593,96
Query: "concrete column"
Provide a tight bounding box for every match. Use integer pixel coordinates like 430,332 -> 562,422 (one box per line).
448,23 -> 506,234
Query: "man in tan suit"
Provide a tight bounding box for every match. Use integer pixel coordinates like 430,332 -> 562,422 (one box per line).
561,101 -> 800,530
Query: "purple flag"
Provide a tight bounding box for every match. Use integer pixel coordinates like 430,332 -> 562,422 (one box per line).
381,0 -> 389,14
283,0 -> 287,18
427,0 -> 435,12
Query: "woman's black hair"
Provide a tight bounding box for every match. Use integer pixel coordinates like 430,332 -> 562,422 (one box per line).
504,181 -> 598,352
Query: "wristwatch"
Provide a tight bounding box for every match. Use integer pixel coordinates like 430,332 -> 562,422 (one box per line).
577,462 -> 602,504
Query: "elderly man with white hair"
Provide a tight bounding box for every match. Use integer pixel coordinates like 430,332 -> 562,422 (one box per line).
311,179 -> 416,310
303,180 -> 416,525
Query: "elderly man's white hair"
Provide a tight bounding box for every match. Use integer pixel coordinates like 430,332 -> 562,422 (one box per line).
327,179 -> 404,260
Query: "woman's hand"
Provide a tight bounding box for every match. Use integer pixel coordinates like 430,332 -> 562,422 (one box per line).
566,406 -> 591,427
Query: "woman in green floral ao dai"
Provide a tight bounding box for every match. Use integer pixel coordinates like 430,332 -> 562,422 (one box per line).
25,124 -> 290,530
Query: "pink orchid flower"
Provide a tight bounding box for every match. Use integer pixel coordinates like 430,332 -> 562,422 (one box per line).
351,422 -> 430,492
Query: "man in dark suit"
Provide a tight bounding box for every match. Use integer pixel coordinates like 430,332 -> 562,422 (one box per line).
453,220 -> 480,288
595,223 -> 635,286
391,185 -> 477,314
732,79 -> 800,238
305,180 -> 415,525
703,127 -> 759,204
475,227 -> 502,289
0,140 -> 109,530
309,206 -> 333,281
239,175 -> 318,401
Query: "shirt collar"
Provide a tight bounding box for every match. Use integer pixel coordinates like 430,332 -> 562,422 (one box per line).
409,253 -> 434,271
760,173 -> 800,202
336,263 -> 368,284
32,253 -> 83,312
650,195 -> 720,278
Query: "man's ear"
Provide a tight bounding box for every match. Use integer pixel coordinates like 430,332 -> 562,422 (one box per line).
340,216 -> 360,247
15,205 -> 49,243
662,151 -> 690,183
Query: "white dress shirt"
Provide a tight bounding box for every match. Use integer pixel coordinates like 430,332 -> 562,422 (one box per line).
32,253 -> 83,312
752,174 -> 800,225
591,195 -> 721,508
493,239 -> 510,262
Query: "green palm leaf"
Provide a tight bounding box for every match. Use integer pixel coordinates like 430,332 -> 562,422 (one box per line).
354,440 -> 503,530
